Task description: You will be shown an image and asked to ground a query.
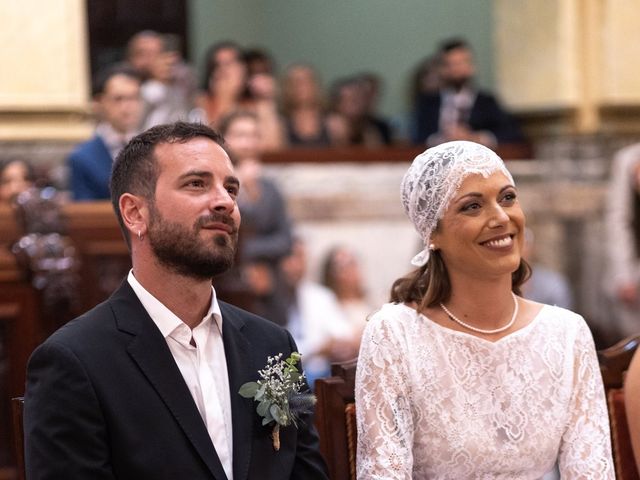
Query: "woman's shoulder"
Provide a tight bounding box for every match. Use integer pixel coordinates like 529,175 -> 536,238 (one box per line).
365,303 -> 420,332
531,301 -> 594,339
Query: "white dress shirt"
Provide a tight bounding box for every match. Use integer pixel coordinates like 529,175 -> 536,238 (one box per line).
127,271 -> 234,480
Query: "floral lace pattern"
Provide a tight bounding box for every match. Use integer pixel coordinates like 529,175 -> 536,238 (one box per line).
400,141 -> 514,266
355,303 -> 613,479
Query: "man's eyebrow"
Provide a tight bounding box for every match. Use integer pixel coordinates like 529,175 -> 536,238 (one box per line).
225,176 -> 240,186
178,170 -> 212,180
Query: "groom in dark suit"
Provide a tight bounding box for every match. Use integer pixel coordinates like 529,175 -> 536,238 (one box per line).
24,122 -> 329,479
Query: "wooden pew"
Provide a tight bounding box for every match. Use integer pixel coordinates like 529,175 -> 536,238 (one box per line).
0,201 -> 129,475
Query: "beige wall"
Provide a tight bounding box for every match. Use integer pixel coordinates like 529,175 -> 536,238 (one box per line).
0,0 -> 92,140
495,0 -> 640,134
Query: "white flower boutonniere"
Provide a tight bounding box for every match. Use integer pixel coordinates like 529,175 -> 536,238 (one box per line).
239,352 -> 316,451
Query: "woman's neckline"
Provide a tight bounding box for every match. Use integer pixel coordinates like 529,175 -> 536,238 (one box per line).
401,301 -> 548,345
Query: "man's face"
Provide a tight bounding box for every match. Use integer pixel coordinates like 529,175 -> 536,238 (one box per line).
97,74 -> 142,134
146,138 -> 241,280
129,36 -> 164,77
441,47 -> 476,89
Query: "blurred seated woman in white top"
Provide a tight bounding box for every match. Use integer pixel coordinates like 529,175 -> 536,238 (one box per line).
355,141 -> 613,479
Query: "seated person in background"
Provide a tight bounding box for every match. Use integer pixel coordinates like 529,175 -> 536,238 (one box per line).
136,33 -> 197,130
125,30 -> 163,82
357,72 -> 394,145
605,143 -> 640,338
0,158 -> 35,204
281,237 -> 358,387
327,76 -> 388,147
219,110 -> 292,327
281,63 -> 336,147
412,37 -> 524,148
321,245 -> 373,340
521,228 -> 573,309
195,42 -> 284,151
627,349 -> 640,473
68,65 -> 142,201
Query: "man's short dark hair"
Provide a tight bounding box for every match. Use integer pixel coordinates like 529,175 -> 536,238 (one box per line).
439,37 -> 471,55
92,65 -> 141,98
110,122 -> 226,249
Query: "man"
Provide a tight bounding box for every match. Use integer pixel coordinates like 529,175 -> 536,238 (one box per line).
68,66 -> 142,200
25,122 -> 329,479
126,31 -> 197,130
412,37 -> 523,148
125,30 -> 165,81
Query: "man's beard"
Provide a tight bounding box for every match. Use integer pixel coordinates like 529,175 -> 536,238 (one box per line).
147,205 -> 238,280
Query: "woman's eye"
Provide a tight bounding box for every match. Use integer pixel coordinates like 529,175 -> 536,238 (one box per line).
461,202 -> 481,212
501,192 -> 517,204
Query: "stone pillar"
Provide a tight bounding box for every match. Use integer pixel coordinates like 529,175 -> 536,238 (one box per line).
0,0 -> 93,142
494,0 -> 640,139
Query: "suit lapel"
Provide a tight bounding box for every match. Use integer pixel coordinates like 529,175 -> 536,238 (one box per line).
110,282 -> 229,480
220,302 -> 256,480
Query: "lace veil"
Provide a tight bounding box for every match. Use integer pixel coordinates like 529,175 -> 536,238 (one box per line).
401,141 -> 514,266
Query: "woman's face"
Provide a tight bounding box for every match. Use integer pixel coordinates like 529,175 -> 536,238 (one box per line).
0,161 -> 32,203
286,66 -> 319,105
430,171 -> 525,283
223,116 -> 261,161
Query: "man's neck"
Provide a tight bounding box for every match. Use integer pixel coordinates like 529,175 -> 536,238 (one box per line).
132,260 -> 213,329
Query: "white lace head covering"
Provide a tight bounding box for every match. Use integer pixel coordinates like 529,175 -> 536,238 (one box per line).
401,140 -> 514,267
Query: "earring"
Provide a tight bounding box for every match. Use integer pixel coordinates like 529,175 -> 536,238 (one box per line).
428,243 -> 436,251
138,231 -> 143,241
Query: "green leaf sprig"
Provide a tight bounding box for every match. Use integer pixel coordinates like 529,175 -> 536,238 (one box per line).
239,352 -> 316,450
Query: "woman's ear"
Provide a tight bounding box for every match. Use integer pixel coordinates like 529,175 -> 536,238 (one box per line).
119,193 -> 149,240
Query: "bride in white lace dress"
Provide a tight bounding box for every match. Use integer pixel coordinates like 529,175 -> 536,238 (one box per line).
355,141 -> 613,479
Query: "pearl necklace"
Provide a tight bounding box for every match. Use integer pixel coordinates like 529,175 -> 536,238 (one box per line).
439,292 -> 519,335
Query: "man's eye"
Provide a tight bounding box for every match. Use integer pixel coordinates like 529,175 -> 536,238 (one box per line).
186,180 -> 204,188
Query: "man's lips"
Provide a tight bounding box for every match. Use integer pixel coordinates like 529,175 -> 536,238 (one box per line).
201,222 -> 234,234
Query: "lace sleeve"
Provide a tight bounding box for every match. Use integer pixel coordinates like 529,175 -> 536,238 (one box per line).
558,318 -> 614,479
355,308 -> 414,480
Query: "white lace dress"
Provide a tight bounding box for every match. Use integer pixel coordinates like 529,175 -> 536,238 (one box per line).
355,303 -> 613,479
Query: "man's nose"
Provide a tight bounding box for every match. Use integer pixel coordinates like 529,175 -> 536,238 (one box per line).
209,185 -> 236,213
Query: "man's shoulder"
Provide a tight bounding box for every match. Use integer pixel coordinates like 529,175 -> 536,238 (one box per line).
219,301 -> 289,338
69,135 -> 108,161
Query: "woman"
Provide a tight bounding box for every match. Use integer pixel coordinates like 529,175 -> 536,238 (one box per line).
194,42 -> 284,151
627,349 -> 640,473
0,158 -> 34,204
218,110 -> 292,327
281,63 -> 335,147
355,141 -> 613,478
321,245 -> 372,337
605,143 -> 640,339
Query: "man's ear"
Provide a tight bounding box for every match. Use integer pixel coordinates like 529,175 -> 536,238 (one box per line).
119,193 -> 149,239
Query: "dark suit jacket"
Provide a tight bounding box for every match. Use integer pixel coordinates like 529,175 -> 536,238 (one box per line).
412,90 -> 524,146
67,135 -> 113,201
24,281 -> 329,480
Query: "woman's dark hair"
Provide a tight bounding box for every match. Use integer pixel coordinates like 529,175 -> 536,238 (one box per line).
321,246 -> 365,298
390,249 -> 531,310
0,158 -> 36,183
201,41 -> 244,91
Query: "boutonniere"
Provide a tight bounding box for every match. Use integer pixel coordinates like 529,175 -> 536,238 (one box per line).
239,352 -> 316,451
